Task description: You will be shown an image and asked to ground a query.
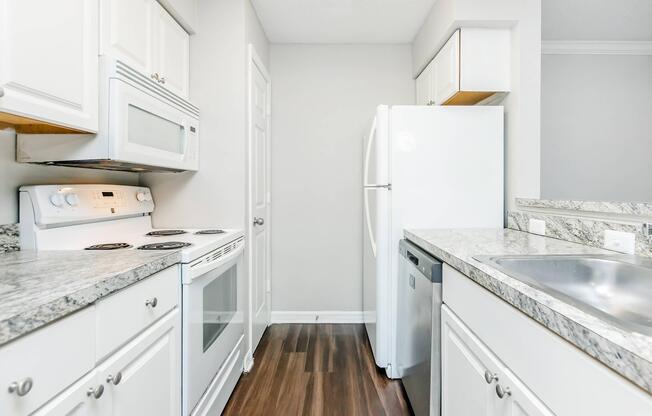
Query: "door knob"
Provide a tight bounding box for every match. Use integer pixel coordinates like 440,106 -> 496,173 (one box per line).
253,217 -> 265,226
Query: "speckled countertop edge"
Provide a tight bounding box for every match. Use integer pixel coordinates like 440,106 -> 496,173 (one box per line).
405,228 -> 652,394
0,250 -> 181,346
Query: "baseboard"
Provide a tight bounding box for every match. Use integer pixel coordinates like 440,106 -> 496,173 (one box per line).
270,311 -> 364,324
243,348 -> 254,373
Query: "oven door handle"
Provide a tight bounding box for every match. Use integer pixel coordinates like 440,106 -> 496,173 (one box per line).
186,243 -> 245,281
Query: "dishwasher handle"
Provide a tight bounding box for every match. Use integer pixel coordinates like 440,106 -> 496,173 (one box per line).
399,239 -> 442,283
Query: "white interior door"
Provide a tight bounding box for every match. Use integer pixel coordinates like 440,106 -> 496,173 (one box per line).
248,45 -> 271,360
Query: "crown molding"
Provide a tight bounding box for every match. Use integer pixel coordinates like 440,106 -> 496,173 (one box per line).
542,40 -> 652,55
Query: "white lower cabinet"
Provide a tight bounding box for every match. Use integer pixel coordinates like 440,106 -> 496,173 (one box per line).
442,305 -> 552,416
98,309 -> 181,416
31,309 -> 180,416
442,264 -> 652,416
31,371 -> 103,416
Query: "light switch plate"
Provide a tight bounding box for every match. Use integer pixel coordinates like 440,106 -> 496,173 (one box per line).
528,219 -> 546,235
603,230 -> 636,254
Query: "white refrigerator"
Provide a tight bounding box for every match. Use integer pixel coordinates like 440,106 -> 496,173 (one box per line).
362,105 -> 504,379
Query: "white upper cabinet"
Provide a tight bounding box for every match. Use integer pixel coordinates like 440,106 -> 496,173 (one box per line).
153,1 -> 190,98
415,63 -> 433,105
0,0 -> 99,133
101,0 -> 154,77
416,28 -> 511,106
432,30 -> 461,105
100,0 -> 190,98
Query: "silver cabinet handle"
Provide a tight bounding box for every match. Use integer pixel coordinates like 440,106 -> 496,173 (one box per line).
0,86 -> 5,98
86,384 -> 104,399
150,73 -> 160,82
106,372 -> 122,385
495,384 -> 511,399
8,378 -> 33,396
145,297 -> 158,308
253,217 -> 264,226
484,370 -> 498,384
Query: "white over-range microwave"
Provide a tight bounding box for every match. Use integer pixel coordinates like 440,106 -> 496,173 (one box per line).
17,57 -> 199,172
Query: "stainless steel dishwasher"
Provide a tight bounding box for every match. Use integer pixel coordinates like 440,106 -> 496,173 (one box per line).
398,239 -> 443,416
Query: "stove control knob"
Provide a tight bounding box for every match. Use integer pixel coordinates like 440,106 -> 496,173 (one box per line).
65,193 -> 80,206
136,192 -> 146,202
49,194 -> 64,207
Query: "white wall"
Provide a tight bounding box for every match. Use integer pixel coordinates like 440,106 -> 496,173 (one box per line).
142,0 -> 269,229
0,129 -> 138,224
412,0 -> 542,211
541,54 -> 652,202
270,44 -> 414,313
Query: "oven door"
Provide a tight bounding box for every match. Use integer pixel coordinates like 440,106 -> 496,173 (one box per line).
108,78 -> 199,171
182,245 -> 244,414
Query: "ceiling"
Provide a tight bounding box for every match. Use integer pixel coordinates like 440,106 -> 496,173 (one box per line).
251,0 -> 437,44
542,0 -> 652,41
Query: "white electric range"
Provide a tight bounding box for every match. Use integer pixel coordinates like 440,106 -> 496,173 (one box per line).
19,184 -> 245,416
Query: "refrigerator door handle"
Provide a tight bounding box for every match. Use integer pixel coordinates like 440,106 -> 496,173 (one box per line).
363,116 -> 377,186
364,189 -> 377,257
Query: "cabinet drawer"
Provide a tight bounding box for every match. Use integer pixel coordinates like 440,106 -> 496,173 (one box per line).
96,265 -> 179,360
0,307 -> 96,416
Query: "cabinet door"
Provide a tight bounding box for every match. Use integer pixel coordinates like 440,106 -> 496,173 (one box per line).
415,63 -> 432,105
441,305 -> 496,416
31,371 -> 104,416
153,1 -> 189,98
100,0 -> 155,78
98,309 -> 180,416
0,0 -> 98,132
494,368 -> 555,416
432,30 -> 460,105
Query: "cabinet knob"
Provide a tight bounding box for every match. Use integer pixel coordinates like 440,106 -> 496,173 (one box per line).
495,384 -> 511,399
158,76 -> 166,84
106,372 -> 122,386
86,384 -> 104,399
0,86 -> 4,98
145,297 -> 158,308
484,370 -> 498,384
253,217 -> 264,226
8,378 -> 33,396
150,73 -> 160,82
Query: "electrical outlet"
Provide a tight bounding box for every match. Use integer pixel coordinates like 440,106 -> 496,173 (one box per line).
603,230 -> 635,254
528,219 -> 546,235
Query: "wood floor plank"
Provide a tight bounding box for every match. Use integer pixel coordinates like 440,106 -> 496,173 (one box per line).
223,324 -> 412,416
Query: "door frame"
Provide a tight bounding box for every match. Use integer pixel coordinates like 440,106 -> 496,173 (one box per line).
245,43 -> 272,371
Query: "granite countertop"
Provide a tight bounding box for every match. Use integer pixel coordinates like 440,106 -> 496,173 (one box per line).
405,228 -> 652,394
0,250 -> 181,347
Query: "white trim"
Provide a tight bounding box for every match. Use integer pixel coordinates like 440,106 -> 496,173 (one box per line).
271,311 -> 364,324
542,40 -> 652,56
243,349 -> 254,373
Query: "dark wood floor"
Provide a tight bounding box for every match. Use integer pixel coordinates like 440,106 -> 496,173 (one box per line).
223,324 -> 412,416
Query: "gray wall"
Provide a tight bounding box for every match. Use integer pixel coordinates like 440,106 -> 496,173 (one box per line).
269,44 -> 414,313
0,129 -> 138,224
541,54 -> 652,202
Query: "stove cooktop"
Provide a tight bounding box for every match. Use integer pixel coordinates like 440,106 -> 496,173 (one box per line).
146,230 -> 187,237
85,243 -> 133,250
137,241 -> 193,250
195,229 -> 226,235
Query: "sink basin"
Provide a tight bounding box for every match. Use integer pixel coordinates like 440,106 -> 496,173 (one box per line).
473,254 -> 652,336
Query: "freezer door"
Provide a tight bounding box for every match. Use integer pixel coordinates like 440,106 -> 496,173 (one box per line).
363,105 -> 390,187
363,185 -> 390,369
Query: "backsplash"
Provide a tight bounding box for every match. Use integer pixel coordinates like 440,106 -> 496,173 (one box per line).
508,199 -> 652,258
0,224 -> 19,253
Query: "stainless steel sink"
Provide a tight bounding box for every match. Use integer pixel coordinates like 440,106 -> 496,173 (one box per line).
473,254 -> 652,336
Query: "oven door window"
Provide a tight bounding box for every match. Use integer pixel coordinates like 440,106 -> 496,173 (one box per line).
202,264 -> 237,352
